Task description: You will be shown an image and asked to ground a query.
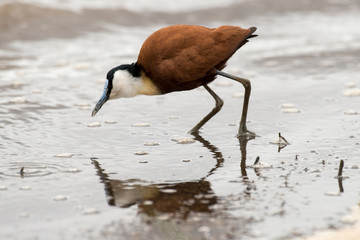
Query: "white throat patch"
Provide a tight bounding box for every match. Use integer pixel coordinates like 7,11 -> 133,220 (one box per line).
110,70 -> 142,99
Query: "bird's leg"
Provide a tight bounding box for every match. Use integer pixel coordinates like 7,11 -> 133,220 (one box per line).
215,70 -> 256,138
189,84 -> 224,134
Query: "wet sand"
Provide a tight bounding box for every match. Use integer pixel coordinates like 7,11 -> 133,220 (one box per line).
1,0 -> 360,239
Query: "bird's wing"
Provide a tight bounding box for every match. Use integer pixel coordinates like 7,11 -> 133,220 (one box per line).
137,25 -> 256,83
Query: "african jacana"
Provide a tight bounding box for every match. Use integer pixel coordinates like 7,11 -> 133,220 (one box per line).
92,25 -> 257,137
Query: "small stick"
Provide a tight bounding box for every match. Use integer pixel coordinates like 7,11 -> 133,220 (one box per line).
279,132 -> 289,145
253,156 -> 260,165
338,178 -> 344,193
20,167 -> 24,177
337,160 -> 344,177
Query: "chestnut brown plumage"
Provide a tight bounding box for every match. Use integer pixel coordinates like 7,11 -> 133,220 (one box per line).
138,25 -> 256,93
92,25 -> 257,137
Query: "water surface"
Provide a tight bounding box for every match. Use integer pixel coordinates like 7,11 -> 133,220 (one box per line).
1,0 -> 360,239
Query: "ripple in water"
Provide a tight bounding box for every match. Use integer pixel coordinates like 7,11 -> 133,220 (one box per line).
0,161 -> 81,178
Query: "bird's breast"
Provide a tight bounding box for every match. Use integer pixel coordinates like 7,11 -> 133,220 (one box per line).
137,72 -> 162,96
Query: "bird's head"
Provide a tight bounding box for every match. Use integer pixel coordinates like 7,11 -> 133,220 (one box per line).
91,63 -> 142,117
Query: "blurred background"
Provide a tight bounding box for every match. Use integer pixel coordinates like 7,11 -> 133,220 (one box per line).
1,0 -> 360,240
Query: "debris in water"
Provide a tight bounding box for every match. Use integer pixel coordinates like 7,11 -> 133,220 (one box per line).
144,142 -> 159,146
310,169 -> 321,173
343,88 -> 360,97
19,186 -> 32,190
341,213 -> 358,224
105,119 -> 117,124
20,167 -> 24,177
281,103 -> 300,113
139,160 -> 148,164
344,110 -> 358,115
87,122 -> 101,127
251,156 -> 272,168
325,192 -> 341,197
135,151 -> 149,155
52,195 -> 68,201
270,133 -> 290,145
282,108 -> 300,113
281,103 -> 296,108
232,92 -> 244,98
336,160 -> 346,193
279,133 -> 290,145
337,160 -> 345,178
345,82 -> 356,88
131,123 -> 150,127
10,97 -> 27,104
171,137 -> 195,144
55,153 -> 74,158
32,89 -> 43,94
82,208 -> 99,215
182,159 -> 191,162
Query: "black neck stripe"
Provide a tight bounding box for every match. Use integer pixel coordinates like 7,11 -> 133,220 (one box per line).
107,63 -> 141,81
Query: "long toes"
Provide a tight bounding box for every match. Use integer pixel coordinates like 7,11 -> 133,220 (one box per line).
237,130 -> 256,139
189,128 -> 200,135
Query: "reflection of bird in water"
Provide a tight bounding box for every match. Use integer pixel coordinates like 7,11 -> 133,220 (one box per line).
91,132 -> 258,218
191,132 -> 224,178
91,25 -> 257,137
91,158 -> 216,219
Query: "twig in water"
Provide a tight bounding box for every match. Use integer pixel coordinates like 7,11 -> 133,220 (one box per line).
279,132 -> 290,145
253,156 -> 260,165
337,160 -> 344,177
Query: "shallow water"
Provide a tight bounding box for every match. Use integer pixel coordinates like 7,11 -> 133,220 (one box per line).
1,0 -> 360,239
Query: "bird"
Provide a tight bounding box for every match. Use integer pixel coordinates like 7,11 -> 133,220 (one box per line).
92,25 -> 257,137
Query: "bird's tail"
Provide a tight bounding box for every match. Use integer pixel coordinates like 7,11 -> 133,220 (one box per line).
247,27 -> 258,39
